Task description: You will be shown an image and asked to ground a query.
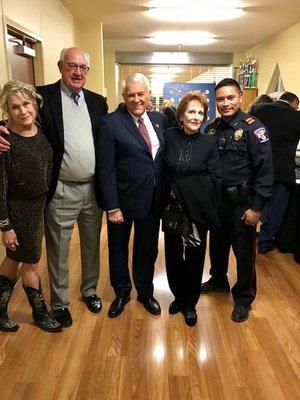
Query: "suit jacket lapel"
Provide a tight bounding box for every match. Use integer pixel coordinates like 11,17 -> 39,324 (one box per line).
84,89 -> 95,123
83,89 -> 97,140
48,81 -> 64,143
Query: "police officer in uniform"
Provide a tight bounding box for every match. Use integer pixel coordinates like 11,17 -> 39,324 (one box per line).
201,78 -> 273,323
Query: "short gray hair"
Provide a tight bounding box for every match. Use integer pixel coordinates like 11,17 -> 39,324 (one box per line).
0,80 -> 42,122
59,47 -> 90,66
122,73 -> 151,94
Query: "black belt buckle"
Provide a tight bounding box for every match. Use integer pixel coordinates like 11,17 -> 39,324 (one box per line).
223,183 -> 251,205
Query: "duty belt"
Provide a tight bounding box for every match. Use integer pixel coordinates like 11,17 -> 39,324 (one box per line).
222,183 -> 253,205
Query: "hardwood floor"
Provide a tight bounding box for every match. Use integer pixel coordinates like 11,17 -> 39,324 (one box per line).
0,221 -> 299,400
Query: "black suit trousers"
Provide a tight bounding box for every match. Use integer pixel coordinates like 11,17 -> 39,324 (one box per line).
107,199 -> 160,298
209,197 -> 257,306
164,226 -> 207,308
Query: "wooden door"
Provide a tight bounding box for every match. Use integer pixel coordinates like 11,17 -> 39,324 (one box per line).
7,32 -> 35,85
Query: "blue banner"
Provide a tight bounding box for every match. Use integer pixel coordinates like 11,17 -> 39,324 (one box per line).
163,82 -> 216,126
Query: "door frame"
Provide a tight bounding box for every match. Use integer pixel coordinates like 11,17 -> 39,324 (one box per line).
3,16 -> 44,85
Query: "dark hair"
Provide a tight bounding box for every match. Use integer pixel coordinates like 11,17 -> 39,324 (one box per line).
254,94 -> 273,104
279,92 -> 299,104
176,91 -> 209,123
215,78 -> 242,93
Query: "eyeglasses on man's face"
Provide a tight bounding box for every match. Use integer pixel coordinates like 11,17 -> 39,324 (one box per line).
64,62 -> 90,73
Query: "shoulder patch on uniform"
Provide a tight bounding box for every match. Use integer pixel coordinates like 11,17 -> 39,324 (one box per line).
253,127 -> 269,143
245,117 -> 255,125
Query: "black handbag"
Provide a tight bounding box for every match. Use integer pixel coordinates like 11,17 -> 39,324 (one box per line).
161,201 -> 192,236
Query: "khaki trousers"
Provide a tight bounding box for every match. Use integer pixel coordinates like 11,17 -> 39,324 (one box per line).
45,180 -> 102,309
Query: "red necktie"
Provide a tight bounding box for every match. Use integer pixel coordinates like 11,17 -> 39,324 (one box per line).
138,117 -> 152,153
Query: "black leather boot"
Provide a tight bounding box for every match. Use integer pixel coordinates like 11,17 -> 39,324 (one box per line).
23,281 -> 62,332
0,275 -> 19,332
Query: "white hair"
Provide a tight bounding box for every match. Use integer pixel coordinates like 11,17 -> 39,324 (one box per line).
59,48 -> 90,66
122,73 -> 151,94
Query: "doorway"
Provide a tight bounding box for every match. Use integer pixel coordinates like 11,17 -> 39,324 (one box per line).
7,28 -> 36,85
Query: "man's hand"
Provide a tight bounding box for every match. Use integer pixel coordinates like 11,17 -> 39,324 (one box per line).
241,209 -> 261,226
170,189 -> 176,199
2,229 -> 19,251
108,210 -> 124,224
0,126 -> 10,153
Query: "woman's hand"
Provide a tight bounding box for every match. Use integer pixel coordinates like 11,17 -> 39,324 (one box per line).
108,210 -> 124,224
0,126 -> 10,153
2,229 -> 19,251
241,209 -> 261,226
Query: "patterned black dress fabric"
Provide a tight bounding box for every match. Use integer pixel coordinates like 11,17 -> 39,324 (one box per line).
0,130 -> 52,263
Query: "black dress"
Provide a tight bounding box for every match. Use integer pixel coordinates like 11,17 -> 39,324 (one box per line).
0,130 -> 52,263
163,127 -> 222,309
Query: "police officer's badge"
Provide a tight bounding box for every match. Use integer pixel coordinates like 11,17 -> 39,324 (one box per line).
253,127 -> 269,143
233,128 -> 243,141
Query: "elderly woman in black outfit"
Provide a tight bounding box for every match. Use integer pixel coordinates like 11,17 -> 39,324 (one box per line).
163,91 -> 222,326
0,81 -> 61,332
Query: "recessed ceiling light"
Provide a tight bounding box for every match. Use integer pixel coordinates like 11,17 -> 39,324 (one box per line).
149,31 -> 215,46
148,3 -> 243,22
150,52 -> 191,64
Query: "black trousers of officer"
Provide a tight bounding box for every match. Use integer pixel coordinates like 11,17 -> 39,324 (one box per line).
209,196 -> 257,307
164,226 -> 207,309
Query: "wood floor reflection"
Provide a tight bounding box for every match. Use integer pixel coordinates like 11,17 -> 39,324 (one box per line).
1,220 -> 299,400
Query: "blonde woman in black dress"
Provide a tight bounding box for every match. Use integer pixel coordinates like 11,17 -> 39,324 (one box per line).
0,81 -> 61,332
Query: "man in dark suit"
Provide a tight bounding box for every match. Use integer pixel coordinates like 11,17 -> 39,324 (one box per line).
97,73 -> 168,318
0,47 -> 108,327
251,92 -> 300,254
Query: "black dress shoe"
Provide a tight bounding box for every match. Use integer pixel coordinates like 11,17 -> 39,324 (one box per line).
231,304 -> 251,323
108,296 -> 130,318
137,296 -> 161,315
169,300 -> 181,315
181,308 -> 197,327
52,307 -> 73,327
82,294 -> 102,313
201,278 -> 230,294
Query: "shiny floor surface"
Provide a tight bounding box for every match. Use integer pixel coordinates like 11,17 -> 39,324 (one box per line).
0,223 -> 299,400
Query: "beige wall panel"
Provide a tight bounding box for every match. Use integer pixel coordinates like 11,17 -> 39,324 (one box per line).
3,0 -> 41,35
104,50 -> 116,112
244,22 -> 300,96
77,21 -> 105,95
0,0 -> 75,86
40,0 -> 76,84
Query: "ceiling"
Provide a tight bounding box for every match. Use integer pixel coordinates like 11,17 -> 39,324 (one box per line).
61,0 -> 300,53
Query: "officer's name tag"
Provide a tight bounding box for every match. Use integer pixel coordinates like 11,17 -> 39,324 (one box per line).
253,127 -> 269,143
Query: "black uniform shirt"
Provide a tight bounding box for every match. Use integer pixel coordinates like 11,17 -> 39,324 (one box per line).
205,109 -> 274,211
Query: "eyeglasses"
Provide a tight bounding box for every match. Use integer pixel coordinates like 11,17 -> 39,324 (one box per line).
64,62 -> 89,73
